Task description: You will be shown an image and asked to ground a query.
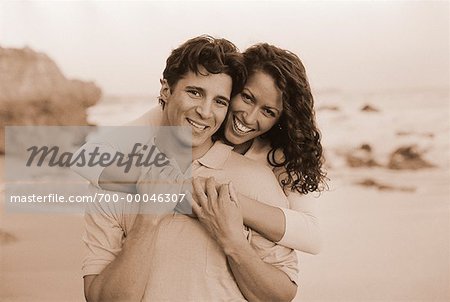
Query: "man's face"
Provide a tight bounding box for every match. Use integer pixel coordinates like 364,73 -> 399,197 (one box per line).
162,67 -> 232,153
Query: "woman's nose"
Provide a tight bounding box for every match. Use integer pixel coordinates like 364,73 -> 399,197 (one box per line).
242,108 -> 258,125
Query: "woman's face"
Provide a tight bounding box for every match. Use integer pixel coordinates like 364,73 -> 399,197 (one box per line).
224,71 -> 283,145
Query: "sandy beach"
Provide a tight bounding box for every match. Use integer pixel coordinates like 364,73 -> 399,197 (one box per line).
1,90 -> 449,301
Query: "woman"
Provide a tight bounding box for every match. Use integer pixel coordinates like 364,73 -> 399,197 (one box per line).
200,43 -> 326,254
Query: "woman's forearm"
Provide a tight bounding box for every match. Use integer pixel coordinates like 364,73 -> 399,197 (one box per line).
98,164 -> 140,193
239,192 -> 322,254
239,192 -> 286,242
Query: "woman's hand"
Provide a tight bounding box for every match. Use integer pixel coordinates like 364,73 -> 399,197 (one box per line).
191,177 -> 246,250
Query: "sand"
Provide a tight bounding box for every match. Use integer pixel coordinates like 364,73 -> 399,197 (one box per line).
1,164 -> 449,301
296,168 -> 449,301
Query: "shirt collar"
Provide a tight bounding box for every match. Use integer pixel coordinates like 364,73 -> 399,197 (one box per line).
196,140 -> 234,170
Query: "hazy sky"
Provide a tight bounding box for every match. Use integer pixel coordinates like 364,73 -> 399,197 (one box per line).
1,1 -> 449,95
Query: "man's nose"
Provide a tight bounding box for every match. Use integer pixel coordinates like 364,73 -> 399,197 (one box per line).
195,100 -> 213,119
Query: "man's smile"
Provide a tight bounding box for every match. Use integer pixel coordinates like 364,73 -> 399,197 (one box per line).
186,118 -> 209,131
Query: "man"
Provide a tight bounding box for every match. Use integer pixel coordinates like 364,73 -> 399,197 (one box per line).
77,36 -> 298,301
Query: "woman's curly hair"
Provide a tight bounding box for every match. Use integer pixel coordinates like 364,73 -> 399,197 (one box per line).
243,43 -> 327,194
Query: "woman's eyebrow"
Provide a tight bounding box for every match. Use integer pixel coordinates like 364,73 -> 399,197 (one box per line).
264,105 -> 281,114
244,88 -> 256,100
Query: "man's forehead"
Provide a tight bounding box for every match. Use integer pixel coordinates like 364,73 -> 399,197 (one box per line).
177,70 -> 232,97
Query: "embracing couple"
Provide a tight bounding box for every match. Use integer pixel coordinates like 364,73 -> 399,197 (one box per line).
74,35 -> 326,301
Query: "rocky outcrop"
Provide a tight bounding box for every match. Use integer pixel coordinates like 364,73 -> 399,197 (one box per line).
0,229 -> 17,245
355,178 -> 415,192
361,104 -> 379,112
345,143 -> 381,168
387,145 -> 435,170
0,46 -> 101,153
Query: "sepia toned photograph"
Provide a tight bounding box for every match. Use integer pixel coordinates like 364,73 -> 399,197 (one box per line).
1,1 -> 449,301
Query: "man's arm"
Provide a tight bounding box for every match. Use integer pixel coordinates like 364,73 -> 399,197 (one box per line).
83,195 -> 162,302
192,179 -> 297,302
225,239 -> 297,302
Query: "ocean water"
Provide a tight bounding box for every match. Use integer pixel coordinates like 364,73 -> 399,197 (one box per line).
89,89 -> 449,169
87,95 -> 159,126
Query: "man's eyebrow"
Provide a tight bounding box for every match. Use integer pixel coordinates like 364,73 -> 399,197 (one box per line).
186,86 -> 230,103
216,95 -> 231,103
185,85 -> 204,92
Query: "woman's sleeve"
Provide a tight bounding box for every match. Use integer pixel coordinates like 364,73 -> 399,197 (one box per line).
277,191 -> 322,254
244,140 -> 322,254
71,106 -> 163,187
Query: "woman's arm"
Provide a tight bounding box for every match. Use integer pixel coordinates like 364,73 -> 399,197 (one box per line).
240,140 -> 321,254
72,106 -> 163,191
238,185 -> 321,254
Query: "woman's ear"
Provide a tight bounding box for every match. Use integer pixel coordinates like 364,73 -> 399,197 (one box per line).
159,79 -> 171,103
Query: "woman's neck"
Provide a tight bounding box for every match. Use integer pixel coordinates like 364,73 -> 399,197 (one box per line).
232,139 -> 254,155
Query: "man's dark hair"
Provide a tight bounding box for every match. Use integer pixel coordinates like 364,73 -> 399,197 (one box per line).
159,35 -> 247,108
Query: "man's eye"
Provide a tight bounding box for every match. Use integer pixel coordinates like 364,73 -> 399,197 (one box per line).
187,90 -> 201,97
215,99 -> 229,107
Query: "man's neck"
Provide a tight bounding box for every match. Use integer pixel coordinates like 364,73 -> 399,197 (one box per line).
155,129 -> 214,173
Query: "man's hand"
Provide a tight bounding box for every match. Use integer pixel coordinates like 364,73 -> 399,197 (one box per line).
136,161 -> 186,215
191,177 -> 246,249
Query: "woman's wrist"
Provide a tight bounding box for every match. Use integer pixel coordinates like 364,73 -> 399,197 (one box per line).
237,193 -> 251,225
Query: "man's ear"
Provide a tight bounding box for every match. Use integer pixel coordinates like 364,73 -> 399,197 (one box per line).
159,79 -> 171,103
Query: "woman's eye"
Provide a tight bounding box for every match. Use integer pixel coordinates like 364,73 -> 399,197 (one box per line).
241,93 -> 252,103
264,108 -> 276,117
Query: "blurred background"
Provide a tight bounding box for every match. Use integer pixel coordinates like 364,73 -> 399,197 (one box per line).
1,1 -> 449,301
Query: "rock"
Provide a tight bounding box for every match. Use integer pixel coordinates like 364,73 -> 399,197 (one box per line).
317,105 -> 340,111
0,46 -> 101,153
345,143 -> 381,168
0,229 -> 18,245
387,145 -> 435,170
396,131 -> 435,138
356,178 -> 415,192
361,104 -> 379,112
